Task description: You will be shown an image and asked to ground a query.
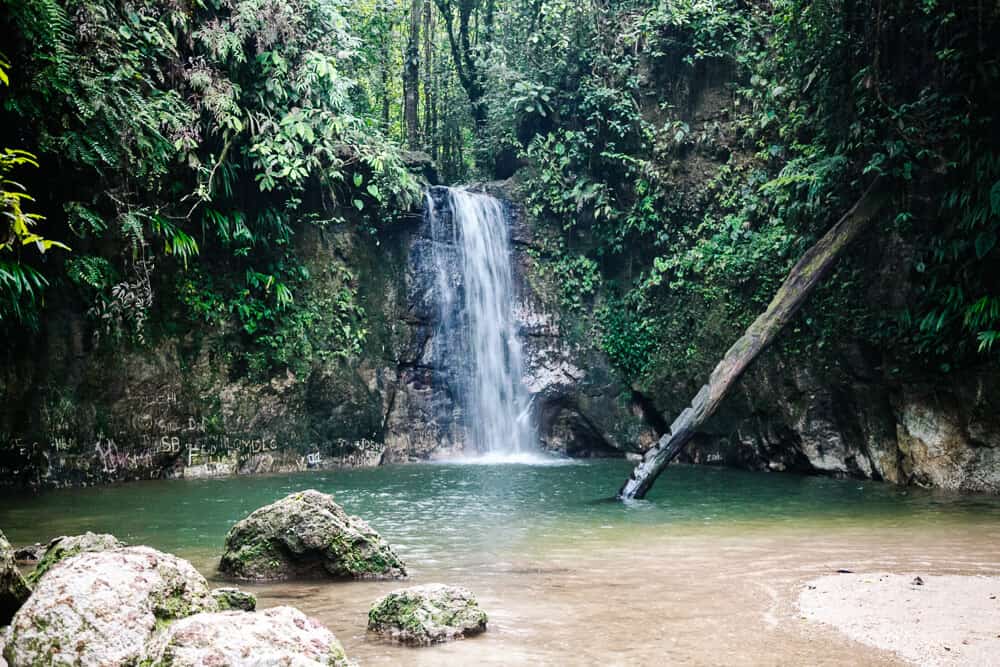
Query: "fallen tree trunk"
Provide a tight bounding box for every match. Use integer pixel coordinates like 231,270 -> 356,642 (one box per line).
618,182 -> 887,500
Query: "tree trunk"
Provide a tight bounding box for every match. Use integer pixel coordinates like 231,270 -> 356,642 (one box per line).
434,0 -> 486,126
423,0 -> 436,156
618,182 -> 887,501
404,0 -> 422,148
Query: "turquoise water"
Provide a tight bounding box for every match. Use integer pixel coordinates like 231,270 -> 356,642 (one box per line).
4,461 -> 1000,665
2,461 -> 997,568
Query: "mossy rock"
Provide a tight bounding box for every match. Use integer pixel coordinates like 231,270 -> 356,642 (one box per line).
218,489 -> 406,581
5,546 -> 216,665
210,587 -> 257,611
368,584 -> 487,645
139,607 -> 355,666
26,531 -> 125,585
0,530 -> 30,626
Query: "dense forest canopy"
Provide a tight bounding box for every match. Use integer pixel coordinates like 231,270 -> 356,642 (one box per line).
1,0 -> 998,391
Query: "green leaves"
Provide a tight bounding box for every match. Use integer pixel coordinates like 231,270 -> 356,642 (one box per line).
975,230 -> 997,260
0,143 -> 69,324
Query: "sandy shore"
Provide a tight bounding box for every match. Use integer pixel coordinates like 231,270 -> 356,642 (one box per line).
799,573 -> 1000,666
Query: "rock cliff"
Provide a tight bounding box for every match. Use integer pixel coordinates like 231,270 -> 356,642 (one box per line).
0,186 -> 649,487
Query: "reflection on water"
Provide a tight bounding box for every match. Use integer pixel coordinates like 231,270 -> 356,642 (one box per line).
2,462 -> 999,665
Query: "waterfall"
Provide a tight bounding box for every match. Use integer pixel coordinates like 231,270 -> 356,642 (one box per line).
427,187 -> 535,456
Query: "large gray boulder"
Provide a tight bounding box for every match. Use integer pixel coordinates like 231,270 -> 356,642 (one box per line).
219,489 -> 406,581
4,546 -> 216,666
26,531 -> 125,585
140,606 -> 354,666
0,531 -> 29,626
368,583 -> 488,645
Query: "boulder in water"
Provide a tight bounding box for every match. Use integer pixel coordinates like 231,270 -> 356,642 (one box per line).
140,606 -> 355,666
367,583 -> 488,645
210,586 -> 257,611
219,489 -> 406,581
0,530 -> 30,626
26,531 -> 125,584
5,546 -> 216,666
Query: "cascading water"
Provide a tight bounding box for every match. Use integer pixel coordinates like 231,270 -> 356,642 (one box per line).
426,187 -> 535,456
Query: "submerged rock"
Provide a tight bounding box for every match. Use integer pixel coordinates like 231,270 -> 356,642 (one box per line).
5,546 -> 216,666
26,531 -> 125,584
141,606 -> 354,667
219,489 -> 406,581
0,530 -> 30,626
210,587 -> 257,611
368,583 -> 488,645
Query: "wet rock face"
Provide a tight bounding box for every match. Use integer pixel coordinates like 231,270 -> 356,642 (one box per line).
381,187 -> 468,460
680,350 -> 1000,493
381,184 -> 656,461
140,606 -> 354,667
0,530 -> 29,626
4,546 -> 216,666
368,584 -> 488,645
219,489 -> 406,581
0,183 -> 650,486
504,187 -> 658,458
26,531 -> 125,585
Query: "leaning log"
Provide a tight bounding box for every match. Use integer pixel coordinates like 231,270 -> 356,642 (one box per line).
618,182 -> 886,500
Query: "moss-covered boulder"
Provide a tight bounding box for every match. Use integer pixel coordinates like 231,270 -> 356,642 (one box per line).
210,587 -> 257,611
140,606 -> 355,666
219,489 -> 406,581
0,530 -> 30,626
368,584 -> 488,645
4,546 -> 216,666
25,531 -> 125,585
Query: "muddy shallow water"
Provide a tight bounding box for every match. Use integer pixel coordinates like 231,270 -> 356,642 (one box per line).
3,461 -> 999,665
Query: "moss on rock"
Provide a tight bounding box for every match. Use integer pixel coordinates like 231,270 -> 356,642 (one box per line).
209,587 -> 257,611
219,489 -> 406,581
26,532 -> 125,585
0,530 -> 30,626
367,584 -> 487,645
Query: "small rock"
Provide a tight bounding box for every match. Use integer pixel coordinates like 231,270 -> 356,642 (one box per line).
368,583 -> 488,645
5,546 -> 216,665
219,489 -> 406,581
211,587 -> 257,611
26,531 -> 125,584
140,606 -> 355,666
912,576 -> 924,586
836,569 -> 853,574
0,530 -> 30,626
12,543 -> 44,564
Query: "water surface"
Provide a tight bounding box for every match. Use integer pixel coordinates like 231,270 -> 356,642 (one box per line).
2,462 -> 999,665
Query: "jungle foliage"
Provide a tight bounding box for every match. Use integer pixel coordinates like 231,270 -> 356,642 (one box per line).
462,0 -> 1000,390
2,0 -> 998,387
